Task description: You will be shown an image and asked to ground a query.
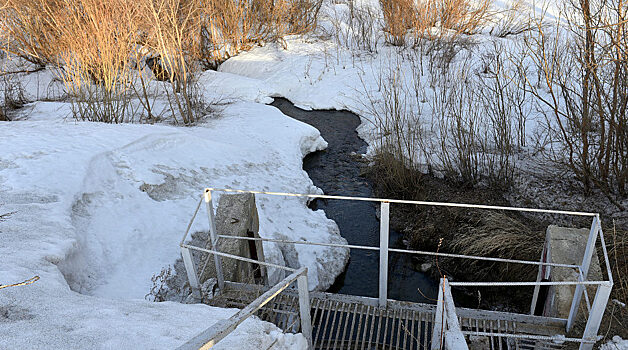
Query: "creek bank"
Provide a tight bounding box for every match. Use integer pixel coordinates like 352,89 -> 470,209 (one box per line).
270,97 -> 439,303
365,160 -> 549,312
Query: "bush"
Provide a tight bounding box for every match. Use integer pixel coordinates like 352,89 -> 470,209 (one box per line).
518,0 -> 628,205
0,0 -> 321,124
379,0 -> 494,46
197,0 -> 322,67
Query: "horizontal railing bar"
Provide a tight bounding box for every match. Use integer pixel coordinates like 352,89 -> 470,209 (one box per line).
387,247 -> 581,269
216,235 -> 380,251
449,281 -> 610,287
205,188 -> 598,216
177,267 -> 307,350
460,331 -> 594,343
181,243 -> 296,272
216,235 -> 582,269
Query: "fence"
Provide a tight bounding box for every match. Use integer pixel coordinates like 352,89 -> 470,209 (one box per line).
178,187 -> 614,350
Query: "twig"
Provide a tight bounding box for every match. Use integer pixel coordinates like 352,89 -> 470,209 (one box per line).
0,276 -> 40,290
0,67 -> 45,77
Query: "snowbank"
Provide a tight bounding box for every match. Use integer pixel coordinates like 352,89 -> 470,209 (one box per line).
0,97 -> 347,348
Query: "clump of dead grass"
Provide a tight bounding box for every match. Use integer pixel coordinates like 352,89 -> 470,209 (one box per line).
379,0 -> 494,46
607,223 -> 628,305
449,212 -> 543,281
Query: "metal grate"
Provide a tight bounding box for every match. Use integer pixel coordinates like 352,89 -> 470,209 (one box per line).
208,282 -> 571,350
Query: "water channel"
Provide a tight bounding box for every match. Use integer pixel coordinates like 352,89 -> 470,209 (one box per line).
270,98 -> 438,303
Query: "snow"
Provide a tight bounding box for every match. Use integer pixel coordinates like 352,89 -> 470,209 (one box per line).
0,88 -> 347,347
601,337 -> 628,350
1,0 -> 622,347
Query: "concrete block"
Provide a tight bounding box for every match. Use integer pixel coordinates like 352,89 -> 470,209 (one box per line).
543,225 -> 602,319
200,193 -> 267,285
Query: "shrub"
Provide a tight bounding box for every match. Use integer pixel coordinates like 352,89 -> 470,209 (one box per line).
379,0 -> 415,46
0,0 -> 321,124
0,0 -> 62,65
519,0 -> 628,205
197,0 -> 322,67
379,0 -> 494,46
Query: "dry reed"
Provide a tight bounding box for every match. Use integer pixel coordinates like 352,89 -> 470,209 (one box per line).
379,0 -> 494,46
0,0 -> 321,123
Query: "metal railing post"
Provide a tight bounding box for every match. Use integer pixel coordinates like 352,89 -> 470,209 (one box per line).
379,201 -> 390,308
567,215 -> 599,331
181,246 -> 201,299
297,270 -> 313,348
205,189 -> 225,290
578,282 -> 612,350
432,278 -> 446,350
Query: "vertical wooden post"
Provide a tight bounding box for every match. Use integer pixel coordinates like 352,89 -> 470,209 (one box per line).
205,189 -> 225,290
379,202 -> 390,308
297,271 -> 313,348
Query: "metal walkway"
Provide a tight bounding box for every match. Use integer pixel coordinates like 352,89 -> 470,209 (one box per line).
177,188 -> 613,350
209,281 -> 568,350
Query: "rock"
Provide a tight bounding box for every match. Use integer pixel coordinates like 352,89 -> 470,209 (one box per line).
201,278 -> 218,299
420,262 -> 432,272
467,335 -> 490,350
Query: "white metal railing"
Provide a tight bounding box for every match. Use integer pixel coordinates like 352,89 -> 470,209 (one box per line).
178,187 -> 614,350
176,267 -> 311,350
432,278 -> 468,350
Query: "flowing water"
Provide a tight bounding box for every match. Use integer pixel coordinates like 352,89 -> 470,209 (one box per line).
270,98 -> 438,303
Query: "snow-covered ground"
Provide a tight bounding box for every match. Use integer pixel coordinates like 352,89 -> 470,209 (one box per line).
0,66 -> 350,348
1,0 -> 624,348
602,337 -> 628,350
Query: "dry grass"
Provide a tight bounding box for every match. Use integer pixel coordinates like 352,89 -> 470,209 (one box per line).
0,0 -> 320,123
379,0 -> 494,46
607,223 -> 628,305
490,0 -> 533,37
449,212 -> 543,281
379,0 -> 415,46
438,0 -> 493,35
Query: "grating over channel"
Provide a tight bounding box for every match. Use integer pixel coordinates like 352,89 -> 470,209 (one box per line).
208,282 -> 568,350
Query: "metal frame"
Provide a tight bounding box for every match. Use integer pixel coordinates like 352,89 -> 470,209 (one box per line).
178,187 -> 614,349
432,278 -> 468,350
176,267 -> 312,350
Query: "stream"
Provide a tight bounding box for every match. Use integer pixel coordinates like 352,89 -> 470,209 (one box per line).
270,98 -> 438,304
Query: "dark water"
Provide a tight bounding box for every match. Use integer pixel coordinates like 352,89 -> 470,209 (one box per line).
270,98 -> 438,304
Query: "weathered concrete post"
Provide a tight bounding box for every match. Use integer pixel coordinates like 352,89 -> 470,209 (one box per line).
531,225 -> 603,328
199,193 -> 267,285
